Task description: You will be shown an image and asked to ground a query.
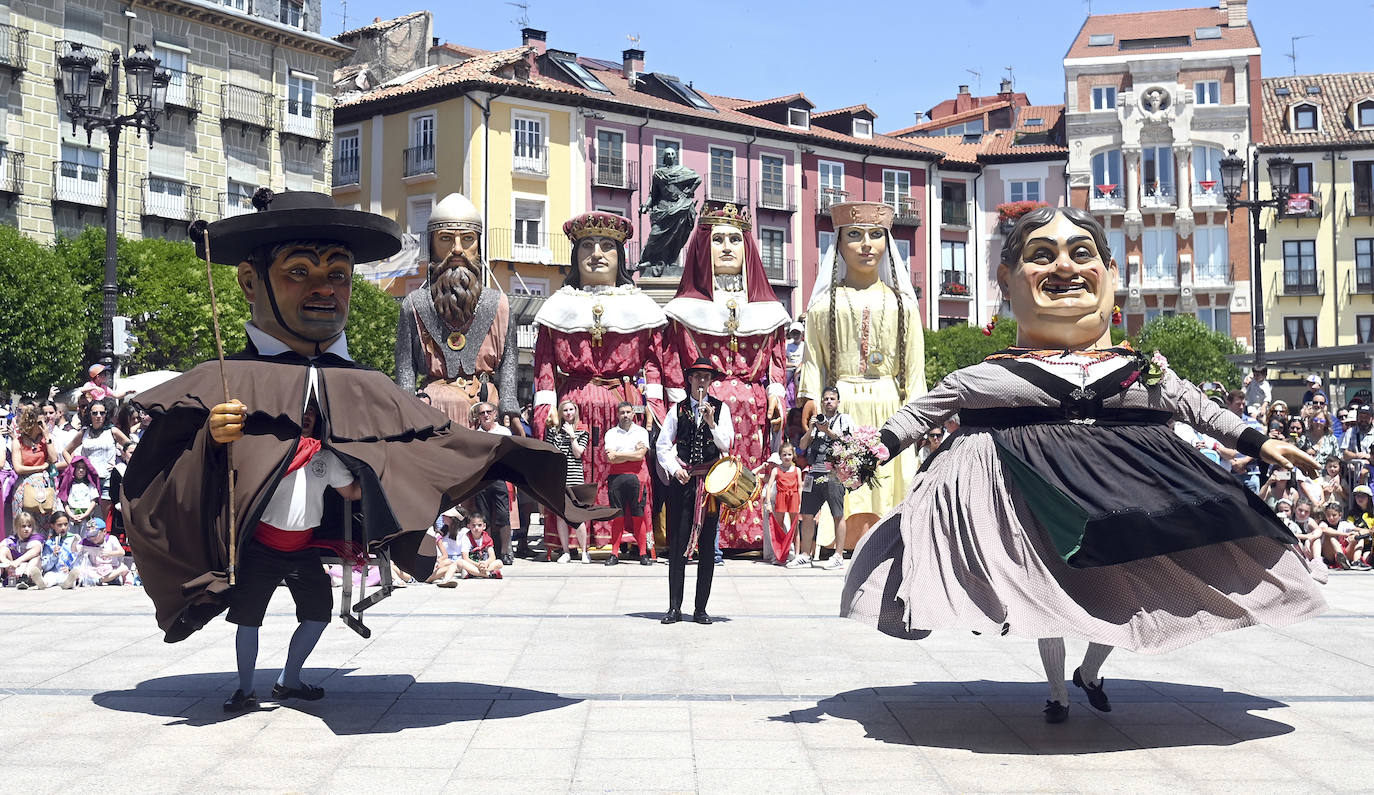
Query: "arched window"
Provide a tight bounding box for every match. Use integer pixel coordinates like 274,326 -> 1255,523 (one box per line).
1091,150 -> 1122,196
1192,145 -> 1226,201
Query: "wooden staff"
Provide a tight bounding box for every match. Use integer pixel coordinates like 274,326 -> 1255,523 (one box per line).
189,220 -> 238,586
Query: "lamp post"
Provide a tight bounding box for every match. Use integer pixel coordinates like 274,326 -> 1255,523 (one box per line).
1218,148 -> 1294,371
56,42 -> 169,377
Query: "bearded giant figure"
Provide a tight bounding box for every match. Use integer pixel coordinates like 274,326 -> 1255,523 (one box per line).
663,203 -> 788,550
395,193 -> 518,427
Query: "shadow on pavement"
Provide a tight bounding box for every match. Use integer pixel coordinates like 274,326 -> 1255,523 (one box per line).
623,611 -> 734,623
771,680 -> 1294,754
92,669 -> 580,734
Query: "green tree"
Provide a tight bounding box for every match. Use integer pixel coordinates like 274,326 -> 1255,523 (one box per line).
0,227 -> 85,395
1134,314 -> 1245,388
51,227 -> 130,370
344,275 -> 400,377
923,319 -> 1019,385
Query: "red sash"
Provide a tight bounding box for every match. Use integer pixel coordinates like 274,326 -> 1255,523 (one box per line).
251,437 -> 366,565
609,461 -> 642,476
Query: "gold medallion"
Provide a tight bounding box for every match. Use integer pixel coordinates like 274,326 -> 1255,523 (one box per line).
446,331 -> 467,351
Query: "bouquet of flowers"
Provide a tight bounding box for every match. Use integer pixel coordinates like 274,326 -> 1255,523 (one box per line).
828,425 -> 890,491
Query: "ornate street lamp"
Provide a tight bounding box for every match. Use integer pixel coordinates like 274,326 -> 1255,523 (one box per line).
55,42 -> 169,377
1218,149 -> 1297,371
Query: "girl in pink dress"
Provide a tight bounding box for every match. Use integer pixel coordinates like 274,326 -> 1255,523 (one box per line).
663,203 -> 789,549
532,212 -> 671,549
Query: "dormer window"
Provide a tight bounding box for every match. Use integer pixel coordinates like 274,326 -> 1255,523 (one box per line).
853,118 -> 872,138
788,107 -> 810,129
1292,102 -> 1319,131
1356,99 -> 1374,130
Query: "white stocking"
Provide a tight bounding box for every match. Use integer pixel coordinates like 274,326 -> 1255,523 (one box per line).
1079,642 -> 1113,686
1038,637 -> 1068,705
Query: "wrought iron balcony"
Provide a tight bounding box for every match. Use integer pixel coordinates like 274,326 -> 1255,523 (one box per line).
0,23 -> 28,73
0,149 -> 23,196
52,161 -> 106,206
1090,184 -> 1125,211
512,147 -> 548,176
817,188 -> 847,214
1193,181 -> 1225,207
487,226 -> 573,265
1280,269 -> 1323,297
761,256 -> 794,284
1355,266 -> 1373,294
163,68 -> 202,115
1278,191 -> 1322,220
706,177 -> 749,205
334,154 -> 360,186
892,197 -> 920,227
1350,189 -> 1374,218
219,191 -> 256,218
940,270 -> 971,297
141,177 -> 200,221
756,181 -> 796,213
279,99 -> 332,144
1141,183 -> 1176,209
594,157 -> 638,190
941,199 -> 969,227
403,144 -> 434,178
221,85 -> 274,133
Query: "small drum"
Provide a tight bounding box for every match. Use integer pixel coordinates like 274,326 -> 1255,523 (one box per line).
704,457 -> 761,509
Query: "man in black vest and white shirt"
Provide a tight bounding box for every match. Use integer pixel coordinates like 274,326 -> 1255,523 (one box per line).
655,358 -> 734,625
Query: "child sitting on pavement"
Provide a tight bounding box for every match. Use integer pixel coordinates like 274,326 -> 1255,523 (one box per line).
454,513 -> 502,580
40,511 -> 83,589
77,518 -> 131,586
3,510 -> 46,589
431,508 -> 466,587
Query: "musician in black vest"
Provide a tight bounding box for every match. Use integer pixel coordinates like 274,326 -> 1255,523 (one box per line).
655,357 -> 735,624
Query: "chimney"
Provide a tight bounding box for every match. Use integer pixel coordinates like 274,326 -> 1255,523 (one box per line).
1225,0 -> 1247,27
521,27 -> 547,55
622,48 -> 644,82
998,78 -> 1013,97
957,84 -> 970,95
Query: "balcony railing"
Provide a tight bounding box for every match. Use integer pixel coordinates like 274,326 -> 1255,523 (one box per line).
162,68 -> 202,114
403,144 -> 435,178
219,191 -> 256,218
487,226 -> 572,265
1350,189 -> 1374,218
513,148 -> 548,176
1355,267 -> 1373,294
221,85 -> 274,132
141,177 -> 200,221
1090,185 -> 1125,211
941,199 -> 968,227
707,177 -> 749,205
53,161 -> 107,206
817,188 -> 848,214
940,270 -> 971,297
516,324 -> 538,349
1280,270 -> 1323,296
761,256 -> 793,284
1141,184 -> 1176,209
756,181 -> 796,213
0,23 -> 29,72
1279,191 -> 1322,220
1193,182 -> 1225,207
593,157 -> 638,190
1140,270 -> 1179,290
1192,266 -> 1233,288
892,197 -> 921,227
334,154 -> 360,186
0,150 -> 23,195
279,100 -> 332,143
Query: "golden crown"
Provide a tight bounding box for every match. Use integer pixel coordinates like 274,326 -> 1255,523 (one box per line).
829,201 -> 894,230
563,211 -> 634,244
699,202 -> 752,232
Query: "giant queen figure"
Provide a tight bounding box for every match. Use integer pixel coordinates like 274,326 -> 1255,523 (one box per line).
395,193 -> 518,426
799,201 -> 925,538
533,212 -> 670,549
663,203 -> 788,549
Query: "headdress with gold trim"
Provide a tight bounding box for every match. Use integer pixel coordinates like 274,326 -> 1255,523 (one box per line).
563,211 -> 633,244
829,201 -> 894,230
698,201 -> 752,232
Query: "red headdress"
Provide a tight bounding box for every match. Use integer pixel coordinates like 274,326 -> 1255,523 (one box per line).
674,203 -> 777,304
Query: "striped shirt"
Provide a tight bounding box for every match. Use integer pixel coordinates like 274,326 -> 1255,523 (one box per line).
544,425 -> 589,486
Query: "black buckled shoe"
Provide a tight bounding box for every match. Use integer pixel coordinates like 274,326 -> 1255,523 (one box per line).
1073,668 -> 1111,712
271,682 -> 325,702
1043,700 -> 1069,724
660,607 -> 682,624
223,689 -> 258,712
693,611 -> 713,625
639,554 -> 653,566
604,554 -> 620,566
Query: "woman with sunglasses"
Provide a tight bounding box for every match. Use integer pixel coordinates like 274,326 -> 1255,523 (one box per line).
64,397 -> 130,520
1303,410 -> 1340,468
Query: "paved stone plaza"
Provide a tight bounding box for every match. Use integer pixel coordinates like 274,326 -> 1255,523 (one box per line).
2,561 -> 1371,793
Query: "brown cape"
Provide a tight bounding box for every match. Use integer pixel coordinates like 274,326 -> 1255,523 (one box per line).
122,349 -> 615,642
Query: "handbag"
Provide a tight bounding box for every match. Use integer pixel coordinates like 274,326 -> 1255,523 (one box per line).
21,479 -> 55,513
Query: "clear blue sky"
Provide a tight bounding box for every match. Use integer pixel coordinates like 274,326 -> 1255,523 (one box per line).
328,0 -> 1373,131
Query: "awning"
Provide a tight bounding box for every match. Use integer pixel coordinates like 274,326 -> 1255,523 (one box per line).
1227,344 -> 1374,371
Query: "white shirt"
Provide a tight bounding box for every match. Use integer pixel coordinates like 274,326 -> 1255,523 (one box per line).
259,449 -> 355,531
655,398 -> 734,479
480,423 -> 513,437
605,423 -> 650,455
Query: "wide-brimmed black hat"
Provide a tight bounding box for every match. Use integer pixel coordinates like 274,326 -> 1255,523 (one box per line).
195,189 -> 403,265
685,356 -> 723,379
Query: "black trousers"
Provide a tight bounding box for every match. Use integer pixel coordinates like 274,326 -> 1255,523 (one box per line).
663,475 -> 718,613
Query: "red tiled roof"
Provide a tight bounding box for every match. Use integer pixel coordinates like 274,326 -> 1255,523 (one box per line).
890,101 -> 1012,136
982,104 -> 1068,157
430,42 -> 489,59
924,92 -> 1029,122
734,93 -> 814,112
812,103 -> 876,120
1260,72 -> 1374,147
338,48 -> 942,158
912,135 -> 982,165
1065,6 -> 1259,60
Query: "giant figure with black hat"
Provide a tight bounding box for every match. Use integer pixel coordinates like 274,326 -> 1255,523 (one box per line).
654,357 -> 735,625
121,190 -> 615,708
